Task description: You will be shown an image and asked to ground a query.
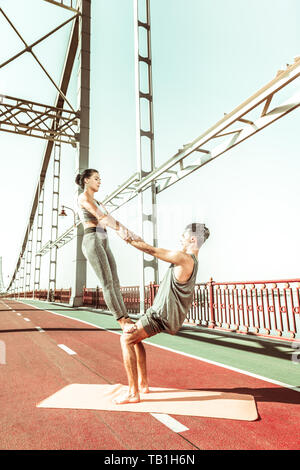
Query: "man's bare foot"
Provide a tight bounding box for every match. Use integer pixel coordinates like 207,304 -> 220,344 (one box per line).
113,391 -> 140,405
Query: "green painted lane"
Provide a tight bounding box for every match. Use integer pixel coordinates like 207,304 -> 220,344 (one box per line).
18,299 -> 300,389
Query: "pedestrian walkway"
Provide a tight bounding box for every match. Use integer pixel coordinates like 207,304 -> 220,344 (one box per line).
0,298 -> 299,450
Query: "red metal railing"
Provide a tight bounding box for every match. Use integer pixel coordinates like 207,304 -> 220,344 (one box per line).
184,278 -> 300,341
2,289 -> 71,303
34,290 -> 48,301
53,288 -> 72,304
83,279 -> 300,340
3,278 -> 299,340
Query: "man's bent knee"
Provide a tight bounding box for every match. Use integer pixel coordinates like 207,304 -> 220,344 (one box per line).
120,324 -> 148,346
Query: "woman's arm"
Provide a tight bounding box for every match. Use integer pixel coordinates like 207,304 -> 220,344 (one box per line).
79,195 -> 137,242
80,196 -> 186,264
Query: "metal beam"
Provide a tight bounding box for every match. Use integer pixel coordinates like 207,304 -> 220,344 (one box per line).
43,0 -> 80,13
134,0 -> 158,314
0,12 -> 79,70
33,183 -> 45,294
0,8 -> 76,111
48,142 -> 62,297
103,173 -> 140,210
0,95 -> 78,144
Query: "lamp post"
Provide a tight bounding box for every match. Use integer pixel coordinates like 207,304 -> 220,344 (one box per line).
59,205 -> 76,227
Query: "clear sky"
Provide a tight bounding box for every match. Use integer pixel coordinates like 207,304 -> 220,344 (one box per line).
0,0 -> 300,291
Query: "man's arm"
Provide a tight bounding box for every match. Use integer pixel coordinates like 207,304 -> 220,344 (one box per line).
127,234 -> 188,266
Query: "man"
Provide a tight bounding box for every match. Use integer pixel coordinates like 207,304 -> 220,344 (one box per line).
113,222 -> 210,404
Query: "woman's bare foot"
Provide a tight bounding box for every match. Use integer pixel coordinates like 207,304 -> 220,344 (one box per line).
139,385 -> 149,394
113,391 -> 140,405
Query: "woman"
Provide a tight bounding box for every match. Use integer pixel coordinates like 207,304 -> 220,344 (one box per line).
75,168 -> 132,329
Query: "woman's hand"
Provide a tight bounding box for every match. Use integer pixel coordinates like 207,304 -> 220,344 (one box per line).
118,226 -> 143,244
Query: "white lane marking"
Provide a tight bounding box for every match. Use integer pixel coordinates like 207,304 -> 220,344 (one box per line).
151,413 -> 189,433
17,299 -> 300,393
58,344 -> 77,355
16,313 -> 22,316
36,326 -> 45,333
23,318 -> 30,322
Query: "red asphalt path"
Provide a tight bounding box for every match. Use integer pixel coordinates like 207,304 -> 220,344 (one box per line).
1,299 -> 299,450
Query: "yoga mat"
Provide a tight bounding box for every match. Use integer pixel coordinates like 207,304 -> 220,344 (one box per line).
37,384 -> 258,421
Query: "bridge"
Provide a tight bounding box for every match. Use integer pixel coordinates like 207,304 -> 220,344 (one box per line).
0,0 -> 299,452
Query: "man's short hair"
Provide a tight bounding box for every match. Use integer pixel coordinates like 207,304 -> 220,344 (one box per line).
184,223 -> 210,248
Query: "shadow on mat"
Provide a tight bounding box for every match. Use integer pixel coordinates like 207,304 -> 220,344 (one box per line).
140,390 -> 252,403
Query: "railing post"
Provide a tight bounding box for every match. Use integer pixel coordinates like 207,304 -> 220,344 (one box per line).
96,285 -> 99,309
208,277 -> 215,328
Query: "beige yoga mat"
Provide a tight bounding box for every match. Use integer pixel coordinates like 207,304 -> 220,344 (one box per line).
37,384 -> 258,421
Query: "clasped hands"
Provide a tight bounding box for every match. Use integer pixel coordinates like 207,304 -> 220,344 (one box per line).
119,226 -> 143,244
118,317 -> 137,334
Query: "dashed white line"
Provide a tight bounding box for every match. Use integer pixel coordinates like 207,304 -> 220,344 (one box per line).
16,313 -> 22,316
58,344 -> 77,355
151,413 -> 189,433
23,318 -> 30,322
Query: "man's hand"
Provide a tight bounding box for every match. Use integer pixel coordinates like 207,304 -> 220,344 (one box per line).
118,317 -> 135,331
118,226 -> 143,244
123,323 -> 137,334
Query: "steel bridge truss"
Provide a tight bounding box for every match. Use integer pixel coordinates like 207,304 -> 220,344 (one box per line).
4,1 -> 300,304
34,55 -> 300,262
43,0 -> 80,13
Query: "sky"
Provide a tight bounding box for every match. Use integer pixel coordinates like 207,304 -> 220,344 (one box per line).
0,0 -> 300,291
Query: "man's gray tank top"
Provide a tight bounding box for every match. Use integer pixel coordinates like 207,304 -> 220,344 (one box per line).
145,254 -> 198,335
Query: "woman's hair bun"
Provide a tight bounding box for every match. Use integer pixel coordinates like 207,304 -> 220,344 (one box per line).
75,174 -> 82,186
75,169 -> 98,189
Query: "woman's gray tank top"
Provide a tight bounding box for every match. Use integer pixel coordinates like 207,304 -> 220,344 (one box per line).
77,199 -> 107,225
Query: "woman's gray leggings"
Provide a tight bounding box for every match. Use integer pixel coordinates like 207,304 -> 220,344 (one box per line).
82,228 -> 129,321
